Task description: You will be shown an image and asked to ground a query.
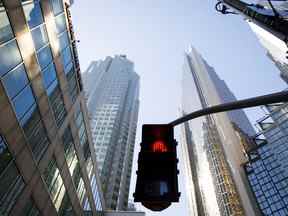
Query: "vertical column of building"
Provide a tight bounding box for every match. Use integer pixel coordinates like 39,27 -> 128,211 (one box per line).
118,75 -> 140,210
0,0 -> 104,215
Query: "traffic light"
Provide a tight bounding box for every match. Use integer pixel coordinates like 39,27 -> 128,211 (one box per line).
133,124 -> 180,211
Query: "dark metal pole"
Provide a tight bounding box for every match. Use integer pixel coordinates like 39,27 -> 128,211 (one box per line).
169,91 -> 288,127
219,0 -> 288,41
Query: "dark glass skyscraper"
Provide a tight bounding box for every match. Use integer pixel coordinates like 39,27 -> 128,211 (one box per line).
181,47 -> 259,216
0,0 -> 104,215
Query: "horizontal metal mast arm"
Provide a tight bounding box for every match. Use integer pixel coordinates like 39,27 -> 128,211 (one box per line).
169,91 -> 288,127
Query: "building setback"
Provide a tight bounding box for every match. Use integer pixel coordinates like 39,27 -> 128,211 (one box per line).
83,55 -> 140,210
244,103 -> 288,215
0,0 -> 105,215
181,47 -> 259,216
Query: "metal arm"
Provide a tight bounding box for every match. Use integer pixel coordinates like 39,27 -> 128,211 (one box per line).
169,91 -> 288,127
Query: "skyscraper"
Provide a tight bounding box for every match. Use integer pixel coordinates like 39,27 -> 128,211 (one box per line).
181,47 -> 259,216
0,0 -> 104,215
244,102 -> 288,215
247,19 -> 288,84
240,0 -> 288,84
83,55 -> 140,211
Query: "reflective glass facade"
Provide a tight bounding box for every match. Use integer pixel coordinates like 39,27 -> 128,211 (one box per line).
181,47 -> 258,216
0,0 -> 104,215
0,3 -> 50,162
245,103 -> 288,216
23,0 -> 67,128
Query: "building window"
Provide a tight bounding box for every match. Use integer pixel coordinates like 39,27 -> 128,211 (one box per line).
0,49 -> 50,162
36,45 -> 53,70
62,126 -> 79,171
55,14 -> 67,34
24,1 -> 67,129
42,63 -> 57,89
58,31 -> 70,52
2,64 -> 29,100
0,40 -> 22,76
61,46 -> 72,68
0,4 -> 14,44
31,24 -> 49,51
22,105 -> 50,161
67,70 -> 79,103
0,134 -> 25,215
12,85 -> 35,120
23,198 -> 40,216
74,103 -> 89,147
58,193 -> 75,216
73,164 -> 90,207
42,157 -> 67,212
49,0 -> 64,16
22,1 -> 44,29
47,82 -> 67,127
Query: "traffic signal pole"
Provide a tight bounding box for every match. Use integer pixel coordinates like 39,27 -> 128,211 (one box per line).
169,91 -> 288,127
217,0 -> 288,43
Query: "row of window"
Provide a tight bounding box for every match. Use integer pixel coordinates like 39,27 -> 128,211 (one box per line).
0,5 -> 50,162
0,133 -> 42,216
23,0 -> 68,128
0,1 -> 83,215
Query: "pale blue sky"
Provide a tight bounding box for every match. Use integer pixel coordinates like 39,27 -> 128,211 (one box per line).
71,1 -> 286,215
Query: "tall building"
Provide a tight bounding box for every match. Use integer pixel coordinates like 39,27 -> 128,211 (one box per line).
181,47 -> 259,216
247,19 -> 288,84
240,0 -> 288,84
244,102 -> 288,215
83,56 -> 140,211
0,0 -> 104,215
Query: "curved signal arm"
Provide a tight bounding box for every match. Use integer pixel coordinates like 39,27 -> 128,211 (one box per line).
169,91 -> 288,127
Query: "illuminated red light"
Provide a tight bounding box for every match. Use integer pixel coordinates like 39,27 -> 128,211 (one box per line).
152,140 -> 168,153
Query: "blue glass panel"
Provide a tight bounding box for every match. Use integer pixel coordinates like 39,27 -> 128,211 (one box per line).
0,40 -> 22,77
61,46 -> 72,68
0,135 -> 12,175
55,14 -> 67,34
23,2 -> 44,28
50,0 -> 64,16
3,64 -> 29,99
19,103 -> 38,127
37,46 -> 53,70
59,31 -> 69,51
13,85 -> 35,120
42,63 -> 57,89
0,7 -> 14,44
31,25 -> 48,51
47,79 -> 58,96
64,61 -> 73,75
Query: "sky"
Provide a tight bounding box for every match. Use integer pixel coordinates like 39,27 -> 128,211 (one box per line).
71,1 -> 287,215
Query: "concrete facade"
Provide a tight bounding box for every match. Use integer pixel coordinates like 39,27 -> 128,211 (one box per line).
83,56 -> 140,210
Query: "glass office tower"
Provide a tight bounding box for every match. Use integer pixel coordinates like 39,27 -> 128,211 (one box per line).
83,56 -> 140,210
244,103 -> 288,215
181,47 -> 259,216
0,0 -> 104,215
